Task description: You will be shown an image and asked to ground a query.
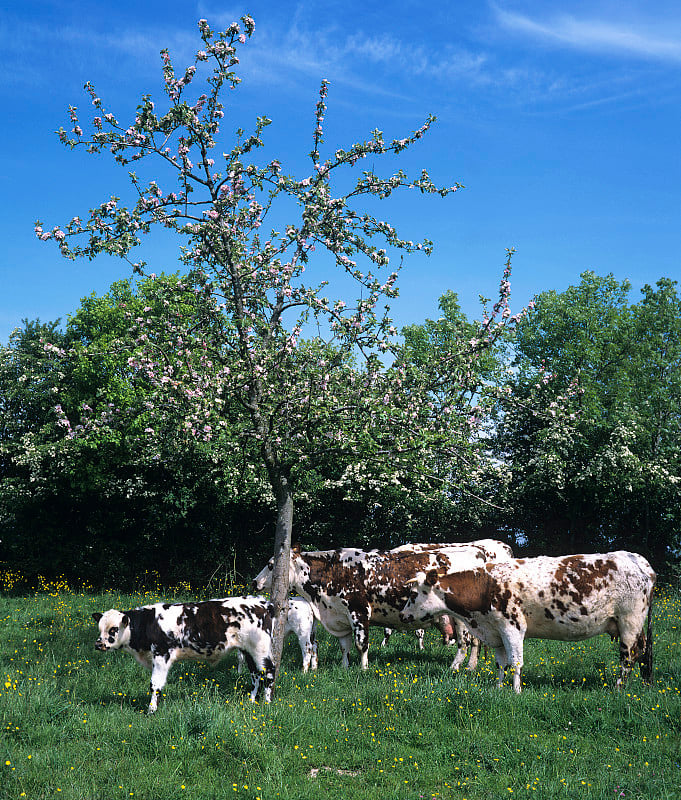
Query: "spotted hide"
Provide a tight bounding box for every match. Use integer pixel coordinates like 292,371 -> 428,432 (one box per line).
252,542 -> 510,670
381,540 -> 513,669
405,551 -> 656,693
92,597 -> 276,712
237,596 -> 318,674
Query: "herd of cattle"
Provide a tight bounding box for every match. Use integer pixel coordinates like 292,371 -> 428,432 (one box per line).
92,539 -> 656,711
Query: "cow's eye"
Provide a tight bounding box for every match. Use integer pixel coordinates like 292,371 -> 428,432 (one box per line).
109,627 -> 118,635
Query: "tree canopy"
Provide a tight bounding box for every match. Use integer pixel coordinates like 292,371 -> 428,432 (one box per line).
498,272 -> 681,564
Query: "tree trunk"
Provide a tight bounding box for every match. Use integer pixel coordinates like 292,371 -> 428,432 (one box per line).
267,473 -> 293,693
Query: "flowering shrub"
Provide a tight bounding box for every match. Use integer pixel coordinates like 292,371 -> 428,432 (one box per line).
0,565 -> 26,594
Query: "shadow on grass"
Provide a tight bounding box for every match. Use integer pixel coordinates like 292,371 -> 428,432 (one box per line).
519,667 -> 654,693
329,641 -> 466,670
83,663 -> 266,714
83,686 -> 151,712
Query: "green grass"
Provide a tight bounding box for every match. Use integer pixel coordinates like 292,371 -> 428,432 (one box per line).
1,585 -> 679,800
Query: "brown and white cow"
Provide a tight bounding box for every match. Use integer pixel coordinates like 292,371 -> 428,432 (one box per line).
93,596 -> 277,712
381,539 -> 514,667
389,539 -> 513,561
252,541 -> 511,670
404,551 -> 656,692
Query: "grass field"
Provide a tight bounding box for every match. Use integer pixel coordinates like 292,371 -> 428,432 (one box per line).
1,580 -> 679,800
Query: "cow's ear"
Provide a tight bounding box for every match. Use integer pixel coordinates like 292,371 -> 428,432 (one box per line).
425,569 -> 440,587
120,614 -> 130,628
92,612 -> 103,622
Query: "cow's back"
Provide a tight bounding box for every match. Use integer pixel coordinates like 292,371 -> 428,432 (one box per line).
482,552 -> 655,641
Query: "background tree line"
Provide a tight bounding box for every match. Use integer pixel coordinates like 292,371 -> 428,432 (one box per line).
1,269 -> 679,587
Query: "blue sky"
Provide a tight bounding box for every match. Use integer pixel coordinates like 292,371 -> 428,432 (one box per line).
1,0 -> 680,344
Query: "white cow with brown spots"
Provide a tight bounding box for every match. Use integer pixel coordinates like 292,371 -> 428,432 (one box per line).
404,551 -> 656,692
252,542 -> 509,670
381,539 -> 514,668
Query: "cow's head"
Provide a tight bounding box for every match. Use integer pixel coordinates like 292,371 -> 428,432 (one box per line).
92,609 -> 131,651
252,544 -> 311,593
252,558 -> 274,592
289,543 -> 312,586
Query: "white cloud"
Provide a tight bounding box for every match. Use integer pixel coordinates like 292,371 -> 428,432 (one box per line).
234,23 -> 494,104
344,32 -> 489,83
495,6 -> 681,63
0,17 -> 198,93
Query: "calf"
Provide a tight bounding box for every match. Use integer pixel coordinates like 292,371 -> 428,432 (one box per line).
252,542 -> 508,670
237,596 -> 317,674
92,596 -> 276,712
405,551 -> 655,692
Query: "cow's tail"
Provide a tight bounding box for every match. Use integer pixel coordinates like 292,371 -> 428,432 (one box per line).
639,591 -> 654,684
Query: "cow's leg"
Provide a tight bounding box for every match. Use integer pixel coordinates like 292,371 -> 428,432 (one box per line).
380,628 -> 393,648
308,626 -> 318,671
616,645 -> 634,688
450,620 -> 471,672
510,654 -> 524,693
337,633 -> 354,667
450,647 -> 468,671
299,637 -> 310,673
494,646 -> 509,688
466,637 -> 482,672
638,604 -> 654,684
616,624 -> 647,689
149,655 -> 173,713
260,656 -> 276,702
236,649 -> 245,674
415,629 -> 425,650
300,628 -> 317,673
499,627 -> 525,693
349,611 -> 371,669
243,652 -> 261,701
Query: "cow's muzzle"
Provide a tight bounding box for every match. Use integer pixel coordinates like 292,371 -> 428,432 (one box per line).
94,641 -> 107,651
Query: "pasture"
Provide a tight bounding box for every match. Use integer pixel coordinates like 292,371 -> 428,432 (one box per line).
1,580 -> 679,800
